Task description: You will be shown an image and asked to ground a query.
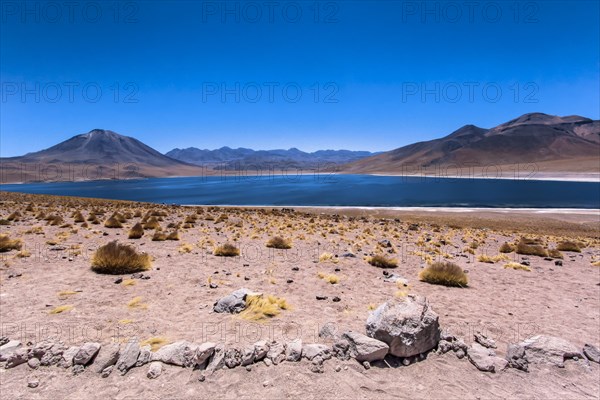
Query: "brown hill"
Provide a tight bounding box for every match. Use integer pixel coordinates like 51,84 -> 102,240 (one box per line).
0,129 -> 203,183
343,113 -> 600,176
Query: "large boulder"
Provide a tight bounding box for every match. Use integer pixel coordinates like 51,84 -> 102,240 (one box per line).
213,288 -> 252,313
342,331 -> 389,362
152,340 -> 197,367
366,295 -> 440,358
519,335 -> 582,368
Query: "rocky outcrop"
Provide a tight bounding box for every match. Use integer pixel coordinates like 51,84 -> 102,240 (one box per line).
519,335 -> 582,368
342,331 -> 389,362
366,295 -> 440,358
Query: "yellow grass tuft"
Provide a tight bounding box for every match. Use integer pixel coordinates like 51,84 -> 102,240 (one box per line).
91,241 -> 152,275
0,234 -> 23,253
556,241 -> 582,252
317,272 -> 340,284
499,242 -> 514,253
319,252 -> 338,263
16,249 -> 31,258
266,236 -> 292,249
367,254 -> 398,268
477,254 -> 509,264
140,337 -> 169,352
128,223 -> 144,239
119,319 -> 134,324
104,216 -> 123,228
547,248 -> 564,259
419,261 -> 468,287
49,305 -> 73,314
121,279 -> 136,286
238,294 -> 288,321
504,262 -> 531,271
516,240 -> 548,257
214,243 -> 239,257
166,230 -> 180,241
592,260 -> 600,267
57,290 -> 78,297
178,243 -> 194,253
127,296 -> 148,309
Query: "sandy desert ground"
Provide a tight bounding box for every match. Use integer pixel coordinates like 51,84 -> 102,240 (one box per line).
0,191 -> 599,399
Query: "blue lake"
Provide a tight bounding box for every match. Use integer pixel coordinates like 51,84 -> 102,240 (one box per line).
1,175 -> 599,208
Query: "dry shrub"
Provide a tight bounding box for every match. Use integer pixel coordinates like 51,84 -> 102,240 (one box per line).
516,240 -> 548,257
368,254 -> 398,268
91,241 -> 151,274
178,243 -> 194,253
166,230 -> 180,241
140,337 -> 169,352
556,241 -> 582,252
73,211 -> 85,223
152,231 -> 167,241
128,223 -> 144,239
419,261 -> 468,287
214,243 -> 239,257
266,236 -> 292,249
239,294 -> 288,321
477,254 -> 508,264
104,216 -> 123,228
499,242 -> 514,253
547,248 -> 564,259
143,217 -> 161,230
319,252 -> 339,263
317,272 -> 340,284
0,234 -> 23,252
504,262 -> 531,272
49,305 -> 73,314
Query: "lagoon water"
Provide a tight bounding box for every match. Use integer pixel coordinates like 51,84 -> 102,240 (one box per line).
1,175 -> 599,209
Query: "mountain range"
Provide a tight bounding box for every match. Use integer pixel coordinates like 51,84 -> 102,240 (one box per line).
165,147 -> 377,170
0,113 -> 598,183
344,113 -> 600,175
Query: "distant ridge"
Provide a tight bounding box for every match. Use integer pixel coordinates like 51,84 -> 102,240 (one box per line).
343,113 -> 600,175
166,147 -> 377,170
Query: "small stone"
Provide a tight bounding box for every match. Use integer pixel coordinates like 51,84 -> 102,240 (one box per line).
74,342 -> 101,366
316,295 -> 328,300
362,361 -> 371,369
285,339 -> 302,362
402,357 -> 411,366
555,260 -> 563,266
286,279 -> 294,284
27,358 -> 40,369
455,349 -> 465,359
114,278 -> 123,284
583,344 -> 600,363
335,365 -> 341,372
72,364 -> 85,375
292,267 -> 299,271
198,373 -> 206,382
209,283 -> 218,289
27,379 -> 39,388
263,380 -> 269,387
147,361 -> 163,379
332,296 -> 341,302
101,365 -> 113,378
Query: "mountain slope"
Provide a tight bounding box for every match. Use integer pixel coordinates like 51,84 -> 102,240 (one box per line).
344,113 -> 600,174
1,129 -> 203,182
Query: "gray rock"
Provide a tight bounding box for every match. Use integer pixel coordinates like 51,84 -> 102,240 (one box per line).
101,365 -> 113,378
5,348 -> 28,368
285,339 -> 303,362
27,379 -> 39,388
467,343 -> 496,372
152,340 -> 196,367
455,349 -> 466,359
206,344 -> 225,373
311,356 -> 325,373
318,322 -> 339,339
267,341 -> 286,365
213,288 -> 251,313
73,342 -> 101,366
506,344 -> 528,371
29,341 -> 54,360
583,344 -> 600,363
224,348 -> 242,368
342,331 -> 389,362
59,346 -> 80,368
493,356 -> 509,372
0,340 -> 22,361
362,360 -> 371,369
452,339 -> 468,353
92,344 -> 120,373
240,346 -> 256,366
379,239 -> 392,248
0,336 -> 8,347
474,332 -> 497,349
116,341 -> 140,374
253,340 -> 269,361
263,358 -> 273,367
366,295 -> 440,358
72,364 -> 85,375
147,361 -> 163,379
332,338 -> 351,360
27,358 -> 40,369
40,343 -> 66,366
136,345 -> 152,367
302,344 -> 331,361
520,335 -> 582,368
195,342 -> 216,367
437,340 -> 453,354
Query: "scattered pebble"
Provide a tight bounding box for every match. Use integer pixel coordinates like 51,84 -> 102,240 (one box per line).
27,380 -> 39,388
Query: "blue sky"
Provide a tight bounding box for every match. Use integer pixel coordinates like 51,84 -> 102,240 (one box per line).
1,0 -> 599,156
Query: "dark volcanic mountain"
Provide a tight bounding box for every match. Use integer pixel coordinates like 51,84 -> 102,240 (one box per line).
166,147 -> 377,170
0,129 -> 202,182
344,113 -> 600,174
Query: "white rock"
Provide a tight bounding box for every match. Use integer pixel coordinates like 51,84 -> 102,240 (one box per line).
147,361 -> 163,379
285,339 -> 302,362
302,344 -> 331,361
342,331 -> 389,362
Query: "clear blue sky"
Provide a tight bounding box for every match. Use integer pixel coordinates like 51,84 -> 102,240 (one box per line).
1,0 -> 598,156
